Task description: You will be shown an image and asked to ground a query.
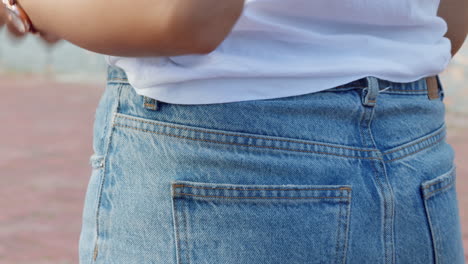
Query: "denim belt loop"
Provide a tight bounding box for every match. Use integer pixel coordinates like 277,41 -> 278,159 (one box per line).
143,96 -> 160,111
362,76 -> 380,107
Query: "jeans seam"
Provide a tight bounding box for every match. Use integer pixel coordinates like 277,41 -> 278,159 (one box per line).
107,78 -> 129,83
335,198 -> 343,264
183,200 -> 191,264
424,182 -> 455,199
383,136 -> 445,163
383,128 -> 445,155
422,197 -> 438,263
176,193 -> 351,199
172,199 -> 183,264
113,123 -> 380,160
382,159 -> 396,264
422,175 -> 453,190
92,84 -> 123,263
144,103 -> 157,108
385,89 -> 427,92
115,114 -> 375,153
173,184 -> 351,192
372,159 -> 395,264
358,89 -> 370,148
342,194 -> 352,264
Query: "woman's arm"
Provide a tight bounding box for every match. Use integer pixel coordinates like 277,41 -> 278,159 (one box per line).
438,0 -> 468,57
19,0 -> 245,57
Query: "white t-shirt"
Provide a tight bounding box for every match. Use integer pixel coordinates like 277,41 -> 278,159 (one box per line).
106,0 -> 451,104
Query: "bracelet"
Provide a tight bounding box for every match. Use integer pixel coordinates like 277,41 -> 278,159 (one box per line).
2,0 -> 37,34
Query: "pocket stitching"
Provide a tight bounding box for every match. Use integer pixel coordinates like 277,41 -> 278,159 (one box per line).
92,84 -> 123,262
115,123 -> 379,160
421,166 -> 461,263
172,181 -> 352,200
421,166 -> 456,199
182,201 -> 191,264
335,198 -> 344,264
173,183 -> 351,192
172,182 -> 352,264
423,182 -> 455,199
172,198 -> 183,264
114,113 -> 373,153
176,193 -> 351,200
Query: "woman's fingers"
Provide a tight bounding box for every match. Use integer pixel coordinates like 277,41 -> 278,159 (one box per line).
1,5 -> 61,44
2,6 -> 27,38
1,6 -> 27,39
6,21 -> 27,38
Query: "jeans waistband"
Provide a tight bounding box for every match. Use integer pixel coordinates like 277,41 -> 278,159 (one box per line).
106,65 -> 442,100
329,75 -> 440,95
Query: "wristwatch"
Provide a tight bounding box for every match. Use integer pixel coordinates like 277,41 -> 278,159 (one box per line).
2,0 -> 37,34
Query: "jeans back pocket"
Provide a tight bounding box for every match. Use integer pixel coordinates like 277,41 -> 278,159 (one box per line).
171,181 -> 352,264
421,166 -> 465,264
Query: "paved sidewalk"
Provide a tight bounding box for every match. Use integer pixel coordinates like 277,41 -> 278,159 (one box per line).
0,75 -> 467,263
0,76 -> 102,264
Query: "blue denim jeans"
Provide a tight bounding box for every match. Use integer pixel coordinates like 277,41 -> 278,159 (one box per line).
79,65 -> 465,264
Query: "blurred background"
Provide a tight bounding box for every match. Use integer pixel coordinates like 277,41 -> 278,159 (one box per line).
0,28 -> 467,263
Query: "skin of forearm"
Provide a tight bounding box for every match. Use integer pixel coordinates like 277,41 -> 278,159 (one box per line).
19,0 -> 245,57
438,0 -> 468,57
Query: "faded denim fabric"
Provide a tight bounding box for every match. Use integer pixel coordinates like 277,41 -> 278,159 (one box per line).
79,65 -> 465,264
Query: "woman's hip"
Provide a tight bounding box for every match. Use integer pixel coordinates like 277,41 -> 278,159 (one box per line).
79,66 -> 464,264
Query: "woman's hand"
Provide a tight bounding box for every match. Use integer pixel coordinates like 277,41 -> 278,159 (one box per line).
438,0 -> 468,58
0,4 -> 61,45
0,4 -> 24,38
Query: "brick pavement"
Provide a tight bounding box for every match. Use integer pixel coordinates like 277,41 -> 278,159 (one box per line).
0,76 -> 103,264
0,75 -> 467,263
